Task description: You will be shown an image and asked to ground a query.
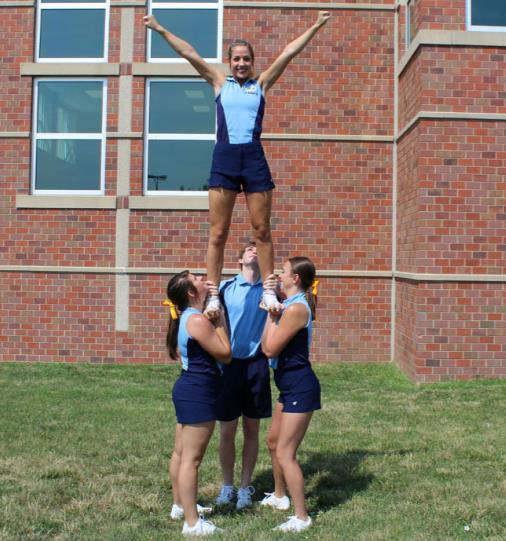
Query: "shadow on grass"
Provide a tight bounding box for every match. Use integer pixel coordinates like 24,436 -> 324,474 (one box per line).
252,448 -> 413,514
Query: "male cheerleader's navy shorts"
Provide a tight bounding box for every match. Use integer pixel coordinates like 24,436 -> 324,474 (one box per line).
274,366 -> 321,414
209,142 -> 275,193
216,352 -> 272,421
172,371 -> 220,424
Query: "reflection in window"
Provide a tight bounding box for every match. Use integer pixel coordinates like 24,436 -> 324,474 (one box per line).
467,0 -> 506,31
37,1 -> 109,61
32,79 -> 106,193
145,80 -> 215,193
148,0 -> 222,62
406,0 -> 417,46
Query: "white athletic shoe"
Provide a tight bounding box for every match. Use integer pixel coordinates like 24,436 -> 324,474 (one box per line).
259,492 -> 290,511
236,486 -> 255,510
274,515 -> 312,532
215,485 -> 235,506
259,289 -> 282,312
203,295 -> 221,319
171,503 -> 213,520
182,517 -> 222,536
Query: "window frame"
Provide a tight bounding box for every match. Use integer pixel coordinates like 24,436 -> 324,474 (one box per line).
405,0 -> 416,47
31,77 -> 108,195
143,78 -> 216,196
466,0 -> 506,32
36,0 -> 110,63
147,0 -> 223,63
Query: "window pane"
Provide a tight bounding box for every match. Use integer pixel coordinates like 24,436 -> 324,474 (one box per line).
152,0 -> 218,3
472,0 -> 506,26
39,10 -> 105,59
35,139 -> 101,191
37,81 -> 103,133
151,9 -> 217,59
41,1 -> 107,3
149,81 -> 215,134
147,140 -> 214,191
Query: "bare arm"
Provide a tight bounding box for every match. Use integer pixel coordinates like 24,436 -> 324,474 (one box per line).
261,303 -> 308,358
187,312 -> 232,364
143,14 -> 226,92
258,11 -> 330,94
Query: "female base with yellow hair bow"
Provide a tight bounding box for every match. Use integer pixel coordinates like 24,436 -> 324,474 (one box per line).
260,256 -> 321,533
163,271 -> 231,535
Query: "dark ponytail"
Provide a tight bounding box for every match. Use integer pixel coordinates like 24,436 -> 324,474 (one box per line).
288,256 -> 317,320
165,271 -> 197,360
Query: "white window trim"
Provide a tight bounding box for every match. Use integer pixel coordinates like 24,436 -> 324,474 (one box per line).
32,78 -> 108,195
144,78 -> 215,196
466,0 -> 506,32
36,1 -> 110,63
147,0 -> 223,63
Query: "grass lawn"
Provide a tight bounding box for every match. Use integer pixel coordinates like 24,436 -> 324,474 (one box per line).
0,362 -> 505,541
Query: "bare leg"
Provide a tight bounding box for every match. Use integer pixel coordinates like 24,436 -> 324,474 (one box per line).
179,421 -> 215,526
219,419 -> 239,486
240,416 -> 260,487
207,188 -> 237,285
170,423 -> 183,505
244,190 -> 274,282
266,401 -> 287,497
275,412 -> 313,520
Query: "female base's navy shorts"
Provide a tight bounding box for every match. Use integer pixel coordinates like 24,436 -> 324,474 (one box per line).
216,352 -> 272,422
209,142 -> 275,193
274,366 -> 321,414
172,371 -> 220,424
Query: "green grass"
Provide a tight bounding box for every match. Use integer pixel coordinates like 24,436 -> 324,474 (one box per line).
1,363 -> 505,541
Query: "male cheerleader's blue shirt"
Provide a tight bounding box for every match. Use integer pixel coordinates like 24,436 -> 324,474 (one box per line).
274,292 -> 313,371
216,77 -> 265,144
220,274 -> 267,359
177,307 -> 220,376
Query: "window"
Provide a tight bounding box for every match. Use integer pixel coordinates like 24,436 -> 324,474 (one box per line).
147,0 -> 222,62
36,0 -> 110,62
467,0 -> 506,31
406,0 -> 416,46
32,79 -> 107,194
144,80 -> 215,193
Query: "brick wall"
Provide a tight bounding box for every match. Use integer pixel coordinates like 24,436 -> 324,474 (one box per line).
396,0 -> 506,381
1,0 -> 505,382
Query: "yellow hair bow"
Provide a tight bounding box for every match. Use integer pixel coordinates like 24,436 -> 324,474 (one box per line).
311,279 -> 319,297
163,299 -> 179,320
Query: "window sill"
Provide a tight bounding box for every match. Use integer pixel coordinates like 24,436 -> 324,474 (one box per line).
132,63 -> 228,77
16,195 -> 116,209
16,195 -> 209,210
20,63 -> 120,76
130,195 -> 208,210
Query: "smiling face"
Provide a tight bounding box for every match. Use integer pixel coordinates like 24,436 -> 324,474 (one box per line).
229,45 -> 255,83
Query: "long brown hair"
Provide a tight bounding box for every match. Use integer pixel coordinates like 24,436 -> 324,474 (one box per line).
288,256 -> 317,320
165,271 -> 197,359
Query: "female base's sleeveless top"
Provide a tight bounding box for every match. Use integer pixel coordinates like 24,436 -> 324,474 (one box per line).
277,292 -> 312,371
178,307 -> 220,377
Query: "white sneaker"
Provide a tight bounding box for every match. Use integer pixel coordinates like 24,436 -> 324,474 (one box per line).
203,295 -> 221,319
171,503 -> 213,520
260,289 -> 282,312
236,486 -> 255,510
182,517 -> 222,536
215,485 -> 235,506
260,492 -> 290,511
274,515 -> 312,532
